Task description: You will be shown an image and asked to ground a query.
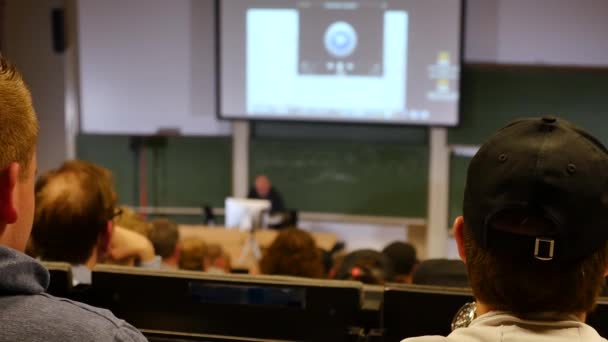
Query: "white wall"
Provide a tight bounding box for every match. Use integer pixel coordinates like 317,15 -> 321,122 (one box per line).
1,0 -> 67,173
77,0 -> 230,136
465,0 -> 608,66
464,0 -> 499,62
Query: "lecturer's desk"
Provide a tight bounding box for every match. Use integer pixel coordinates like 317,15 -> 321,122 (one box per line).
179,225 -> 337,270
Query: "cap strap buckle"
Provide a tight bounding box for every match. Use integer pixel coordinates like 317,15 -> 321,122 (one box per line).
534,238 -> 555,261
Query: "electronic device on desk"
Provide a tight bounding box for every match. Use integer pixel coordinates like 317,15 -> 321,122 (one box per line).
224,198 -> 271,230
90,266 -> 365,341
382,284 -> 473,342
225,198 -> 271,264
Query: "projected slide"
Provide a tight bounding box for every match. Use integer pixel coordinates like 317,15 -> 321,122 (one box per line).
221,0 -> 462,126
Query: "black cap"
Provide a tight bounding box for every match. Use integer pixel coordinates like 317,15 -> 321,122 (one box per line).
463,116 -> 608,262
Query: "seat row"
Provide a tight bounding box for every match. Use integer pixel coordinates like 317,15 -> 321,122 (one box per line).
43,262 -> 608,342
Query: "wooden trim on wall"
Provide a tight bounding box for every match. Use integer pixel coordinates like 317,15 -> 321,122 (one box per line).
0,0 -> 5,51
465,62 -> 608,72
128,205 -> 426,227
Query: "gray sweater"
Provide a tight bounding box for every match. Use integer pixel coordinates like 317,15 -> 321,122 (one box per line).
0,246 -> 148,342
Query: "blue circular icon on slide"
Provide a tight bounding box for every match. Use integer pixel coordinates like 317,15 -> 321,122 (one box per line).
324,21 -> 358,58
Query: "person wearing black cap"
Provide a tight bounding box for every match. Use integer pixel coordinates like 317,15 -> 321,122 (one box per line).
403,117 -> 608,341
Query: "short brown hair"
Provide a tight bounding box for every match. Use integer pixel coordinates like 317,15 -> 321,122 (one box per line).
463,222 -> 608,314
179,238 -> 206,271
260,228 -> 324,278
30,160 -> 117,264
149,218 -> 179,258
204,243 -> 232,273
0,57 -> 39,177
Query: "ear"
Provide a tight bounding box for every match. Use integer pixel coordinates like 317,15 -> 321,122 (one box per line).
173,243 -> 181,259
98,220 -> 114,255
453,216 -> 467,263
0,163 -> 21,224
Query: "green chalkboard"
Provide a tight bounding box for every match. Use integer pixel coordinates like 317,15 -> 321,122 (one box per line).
76,64 -> 608,221
451,65 -> 608,145
448,64 -> 608,223
153,137 -> 232,208
77,135 -> 232,209
250,138 -> 429,217
77,128 -> 428,218
77,135 -> 138,205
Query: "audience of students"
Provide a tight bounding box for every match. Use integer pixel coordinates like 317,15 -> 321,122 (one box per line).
5,50 -> 608,341
0,56 -> 148,341
259,228 -> 325,278
148,218 -> 180,269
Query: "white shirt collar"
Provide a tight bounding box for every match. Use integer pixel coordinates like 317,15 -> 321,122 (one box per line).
71,264 -> 92,286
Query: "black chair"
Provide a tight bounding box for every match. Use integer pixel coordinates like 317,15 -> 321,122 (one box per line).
587,297 -> 608,338
89,265 -> 365,341
41,261 -> 73,297
412,259 -> 469,288
382,284 -> 473,342
358,285 -> 383,332
143,329 -> 292,342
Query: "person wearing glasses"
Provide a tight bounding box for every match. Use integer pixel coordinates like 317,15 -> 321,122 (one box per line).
30,160 -> 159,285
0,56 -> 147,341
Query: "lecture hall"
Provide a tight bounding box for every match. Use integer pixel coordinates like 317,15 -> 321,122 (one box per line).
0,0 -> 607,341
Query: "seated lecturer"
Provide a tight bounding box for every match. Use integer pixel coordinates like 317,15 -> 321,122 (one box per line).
248,175 -> 286,213
249,175 -> 296,229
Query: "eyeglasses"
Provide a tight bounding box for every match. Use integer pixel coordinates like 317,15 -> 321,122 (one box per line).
112,208 -> 123,220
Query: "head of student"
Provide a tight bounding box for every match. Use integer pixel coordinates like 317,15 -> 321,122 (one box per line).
149,218 -> 180,267
0,57 -> 39,252
382,241 -> 418,284
455,116 -> 608,317
260,228 -> 325,278
179,237 -> 206,271
255,174 -> 272,198
30,160 -> 117,267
